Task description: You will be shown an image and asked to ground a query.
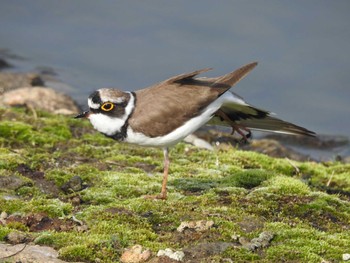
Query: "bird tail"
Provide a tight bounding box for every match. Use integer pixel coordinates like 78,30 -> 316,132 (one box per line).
238,115 -> 316,137
210,96 -> 316,137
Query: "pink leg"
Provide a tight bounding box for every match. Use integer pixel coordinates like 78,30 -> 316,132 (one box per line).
159,147 -> 170,199
215,110 -> 251,142
144,147 -> 169,200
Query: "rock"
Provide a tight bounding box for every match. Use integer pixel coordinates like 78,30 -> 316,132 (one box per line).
0,72 -> 44,94
239,231 -> 274,251
0,211 -> 8,225
0,57 -> 12,69
61,176 -> 84,193
157,248 -> 185,261
177,220 -> 214,233
0,86 -> 80,115
343,253 -> 350,261
0,211 -> 8,220
120,245 -> 152,263
0,174 -> 31,190
184,134 -> 213,150
0,243 -> 83,263
242,139 -> 311,162
6,231 -> 29,244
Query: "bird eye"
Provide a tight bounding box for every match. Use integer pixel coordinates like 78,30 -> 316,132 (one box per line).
101,102 -> 114,111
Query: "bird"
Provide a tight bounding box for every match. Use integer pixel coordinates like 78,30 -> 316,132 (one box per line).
75,62 -> 315,199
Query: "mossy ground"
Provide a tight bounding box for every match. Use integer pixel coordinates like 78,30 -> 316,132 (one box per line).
0,107 -> 349,262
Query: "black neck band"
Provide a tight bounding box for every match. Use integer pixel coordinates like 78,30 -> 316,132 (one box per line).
106,92 -> 136,142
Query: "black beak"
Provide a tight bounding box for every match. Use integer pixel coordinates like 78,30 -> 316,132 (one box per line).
74,111 -> 90,119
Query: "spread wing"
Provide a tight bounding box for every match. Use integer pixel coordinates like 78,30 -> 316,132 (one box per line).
209,92 -> 316,137
129,63 -> 258,137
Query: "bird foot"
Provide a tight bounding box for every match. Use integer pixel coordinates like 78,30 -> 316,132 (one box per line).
143,193 -> 167,200
230,125 -> 252,143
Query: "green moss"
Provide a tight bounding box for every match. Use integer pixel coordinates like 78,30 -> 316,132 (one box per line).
0,227 -> 12,241
0,107 -> 350,262
220,169 -> 274,189
59,244 -> 97,262
22,199 -> 73,218
265,222 -> 350,262
6,221 -> 29,231
262,176 -> 310,195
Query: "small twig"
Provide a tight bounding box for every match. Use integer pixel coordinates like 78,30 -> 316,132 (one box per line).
0,243 -> 27,260
326,171 -> 334,187
285,158 -> 300,174
25,103 -> 37,120
72,215 -> 83,225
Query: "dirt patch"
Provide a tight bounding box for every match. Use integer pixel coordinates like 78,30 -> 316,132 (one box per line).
5,212 -> 82,232
104,207 -> 135,217
237,216 -> 265,233
16,164 -> 60,197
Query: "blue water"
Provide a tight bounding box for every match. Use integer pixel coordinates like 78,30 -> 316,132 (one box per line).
1,0 -> 350,138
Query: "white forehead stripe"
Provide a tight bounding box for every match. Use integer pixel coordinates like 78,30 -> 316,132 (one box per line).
88,98 -> 100,109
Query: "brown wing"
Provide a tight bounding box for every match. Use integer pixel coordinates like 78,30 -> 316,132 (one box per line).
129,62 -> 258,137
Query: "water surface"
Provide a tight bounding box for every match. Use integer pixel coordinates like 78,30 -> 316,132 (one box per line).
1,1 -> 349,137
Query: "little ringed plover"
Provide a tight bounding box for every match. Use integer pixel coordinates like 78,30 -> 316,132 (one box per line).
75,62 -> 315,199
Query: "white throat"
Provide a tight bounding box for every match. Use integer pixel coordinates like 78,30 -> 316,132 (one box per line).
88,92 -> 135,136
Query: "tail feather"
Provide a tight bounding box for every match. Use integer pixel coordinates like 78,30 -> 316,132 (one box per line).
238,115 -> 316,137
209,92 -> 316,137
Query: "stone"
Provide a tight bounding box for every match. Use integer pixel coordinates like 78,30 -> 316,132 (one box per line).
177,220 -> 214,232
0,211 -> 8,220
343,253 -> 350,261
0,243 -> 83,263
61,176 -> 84,193
0,86 -> 80,115
239,231 -> 274,251
157,248 -> 185,261
6,231 -> 29,244
0,175 -> 30,190
0,72 -> 44,94
184,134 -> 213,150
242,139 -> 311,162
120,245 -> 152,263
0,57 -> 11,69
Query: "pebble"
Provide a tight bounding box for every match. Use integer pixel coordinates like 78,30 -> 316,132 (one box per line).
157,248 -> 185,261
177,220 -> 214,232
6,231 -> 29,244
120,245 -> 151,263
0,211 -> 8,220
61,176 -> 84,193
343,253 -> 350,261
0,211 -> 7,225
239,231 -> 274,251
184,134 -> 213,150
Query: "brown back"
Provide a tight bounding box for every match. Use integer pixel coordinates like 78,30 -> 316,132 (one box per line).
129,62 -> 257,137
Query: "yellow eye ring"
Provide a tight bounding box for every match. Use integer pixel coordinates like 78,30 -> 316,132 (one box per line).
101,102 -> 114,112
